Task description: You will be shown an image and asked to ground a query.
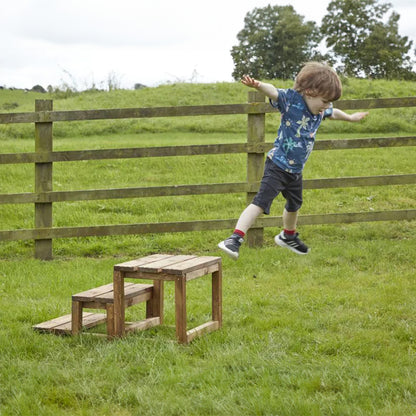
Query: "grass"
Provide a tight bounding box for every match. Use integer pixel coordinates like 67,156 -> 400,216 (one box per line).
1,223 -> 416,415
0,81 -> 416,415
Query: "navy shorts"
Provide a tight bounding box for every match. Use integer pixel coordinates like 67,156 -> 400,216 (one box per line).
252,158 -> 303,215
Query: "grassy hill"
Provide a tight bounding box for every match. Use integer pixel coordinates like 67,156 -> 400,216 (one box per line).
1,78 -> 416,140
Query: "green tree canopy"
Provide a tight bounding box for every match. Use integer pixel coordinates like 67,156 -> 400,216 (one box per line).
321,0 -> 415,79
231,5 -> 324,80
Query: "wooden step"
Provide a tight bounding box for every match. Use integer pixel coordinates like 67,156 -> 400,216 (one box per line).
33,312 -> 106,335
72,282 -> 153,305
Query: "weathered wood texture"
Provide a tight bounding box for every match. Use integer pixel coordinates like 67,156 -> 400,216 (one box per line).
1,97 -> 416,125
112,254 -> 222,343
0,96 -> 415,258
34,100 -> 53,260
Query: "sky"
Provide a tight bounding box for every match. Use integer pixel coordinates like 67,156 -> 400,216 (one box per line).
1,0 -> 416,90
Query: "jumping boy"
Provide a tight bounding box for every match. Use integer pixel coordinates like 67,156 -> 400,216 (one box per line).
218,62 -> 368,259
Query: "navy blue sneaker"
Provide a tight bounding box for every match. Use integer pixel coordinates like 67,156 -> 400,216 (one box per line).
275,231 -> 309,255
218,233 -> 244,260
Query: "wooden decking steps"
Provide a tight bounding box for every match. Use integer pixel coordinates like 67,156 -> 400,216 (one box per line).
33,282 -> 159,337
33,254 -> 223,343
33,312 -> 106,335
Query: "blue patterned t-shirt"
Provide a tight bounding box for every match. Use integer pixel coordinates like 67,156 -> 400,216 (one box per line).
268,88 -> 333,173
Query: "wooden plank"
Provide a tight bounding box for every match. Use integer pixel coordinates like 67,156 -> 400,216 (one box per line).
34,99 -> 53,260
138,255 -> 197,273
0,103 -> 251,125
72,282 -> 152,303
0,182 -> 249,205
303,174 -> 416,189
123,272 -> 177,281
71,301 -> 82,334
33,314 -> 72,330
1,136 -> 414,166
175,276 -> 187,343
315,136 -> 416,150
185,263 -> 220,281
257,210 -> 416,227
95,283 -> 153,303
124,317 -> 160,333
1,172 -> 415,205
247,91 -> 266,248
150,280 -> 164,323
186,321 -> 220,343
1,97 -> 415,125
161,256 -> 221,275
33,312 -> 106,334
2,173 -> 416,205
40,103 -> 254,122
0,112 -> 39,124
106,304 -> 114,337
82,313 -> 107,329
122,283 -> 153,297
0,143 -> 247,165
113,270 -> 125,337
2,210 -> 416,242
72,283 -> 115,301
124,290 -> 153,307
114,254 -> 172,271
212,268 -> 222,326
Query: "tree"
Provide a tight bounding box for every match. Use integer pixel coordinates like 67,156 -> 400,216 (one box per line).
231,5 -> 325,80
321,0 -> 415,79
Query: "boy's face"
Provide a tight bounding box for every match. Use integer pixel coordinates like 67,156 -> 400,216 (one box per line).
303,95 -> 331,115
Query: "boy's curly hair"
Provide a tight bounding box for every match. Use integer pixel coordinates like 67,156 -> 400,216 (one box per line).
294,62 -> 342,102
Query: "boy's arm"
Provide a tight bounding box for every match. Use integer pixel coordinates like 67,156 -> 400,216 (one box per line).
241,75 -> 279,101
330,108 -> 369,122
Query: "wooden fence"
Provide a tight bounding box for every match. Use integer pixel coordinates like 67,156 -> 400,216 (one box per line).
1,92 -> 415,259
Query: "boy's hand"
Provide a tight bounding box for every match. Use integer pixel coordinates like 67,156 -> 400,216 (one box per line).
241,75 -> 261,89
241,75 -> 279,101
350,111 -> 369,122
331,109 -> 369,122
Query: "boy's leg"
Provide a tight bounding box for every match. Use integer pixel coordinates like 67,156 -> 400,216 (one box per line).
235,204 -> 264,235
275,209 -> 310,255
275,171 -> 309,255
282,208 -> 298,231
218,158 -> 287,260
218,204 -> 263,260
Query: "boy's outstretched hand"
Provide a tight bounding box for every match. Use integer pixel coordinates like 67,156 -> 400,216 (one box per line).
241,75 -> 279,101
331,108 -> 370,122
241,75 -> 260,89
349,112 -> 369,122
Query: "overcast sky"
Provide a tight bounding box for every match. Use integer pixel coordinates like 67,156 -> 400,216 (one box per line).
1,0 -> 415,90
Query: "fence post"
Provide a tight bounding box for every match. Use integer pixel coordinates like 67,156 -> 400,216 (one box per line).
246,91 -> 265,247
34,99 -> 53,260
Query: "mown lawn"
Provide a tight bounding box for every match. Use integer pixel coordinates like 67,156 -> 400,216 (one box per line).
1,221 -> 416,416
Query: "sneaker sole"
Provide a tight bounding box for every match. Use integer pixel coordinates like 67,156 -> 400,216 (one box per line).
218,241 -> 239,260
274,235 -> 310,255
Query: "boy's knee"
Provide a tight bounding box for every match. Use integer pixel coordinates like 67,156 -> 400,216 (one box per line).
285,201 -> 302,212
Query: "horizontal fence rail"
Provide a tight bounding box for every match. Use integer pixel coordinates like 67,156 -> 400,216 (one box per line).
1,96 -> 416,124
0,94 -> 415,259
1,136 -> 416,165
1,174 -> 416,205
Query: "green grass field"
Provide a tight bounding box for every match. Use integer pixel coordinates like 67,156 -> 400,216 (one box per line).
0,80 -> 416,415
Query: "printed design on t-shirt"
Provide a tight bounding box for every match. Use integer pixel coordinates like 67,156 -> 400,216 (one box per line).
282,137 -> 296,154
295,115 -> 311,137
305,140 -> 314,159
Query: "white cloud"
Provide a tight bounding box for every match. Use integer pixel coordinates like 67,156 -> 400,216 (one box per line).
1,0 -> 415,89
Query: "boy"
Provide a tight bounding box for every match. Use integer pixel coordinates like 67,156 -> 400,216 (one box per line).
218,62 -> 368,259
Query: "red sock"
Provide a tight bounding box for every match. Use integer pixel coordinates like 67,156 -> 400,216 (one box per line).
283,229 -> 296,236
234,229 -> 245,238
